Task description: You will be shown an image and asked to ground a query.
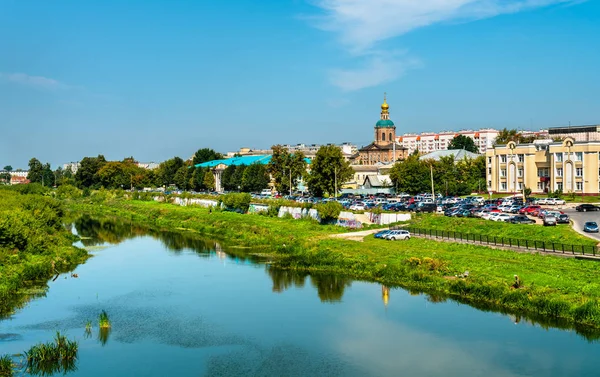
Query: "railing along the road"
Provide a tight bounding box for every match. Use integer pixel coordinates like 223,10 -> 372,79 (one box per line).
389,226 -> 598,256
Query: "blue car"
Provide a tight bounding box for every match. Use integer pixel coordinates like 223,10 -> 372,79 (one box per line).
584,222 -> 599,233
374,230 -> 393,239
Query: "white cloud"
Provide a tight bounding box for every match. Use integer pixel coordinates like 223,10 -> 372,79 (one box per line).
0,72 -> 67,90
330,53 -> 421,91
312,0 -> 579,52
309,0 -> 580,90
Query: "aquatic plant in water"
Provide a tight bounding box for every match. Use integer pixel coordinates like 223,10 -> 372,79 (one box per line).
24,331 -> 78,375
0,354 -> 13,376
98,310 -> 111,329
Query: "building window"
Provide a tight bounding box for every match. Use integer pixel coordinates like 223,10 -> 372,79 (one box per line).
500,155 -> 507,163
557,182 -> 563,191
537,168 -> 549,177
556,168 -> 563,177
500,169 -> 506,177
517,168 -> 523,177
537,182 -> 544,190
576,182 -> 583,191
556,153 -> 563,162
488,167 -> 492,174
518,154 -> 524,162
389,133 -> 392,142
382,133 -> 386,141
488,180 -> 492,188
576,168 -> 583,177
500,182 -> 507,191
576,152 -> 583,161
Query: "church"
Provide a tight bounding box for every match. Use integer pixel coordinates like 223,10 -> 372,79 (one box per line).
355,95 -> 408,165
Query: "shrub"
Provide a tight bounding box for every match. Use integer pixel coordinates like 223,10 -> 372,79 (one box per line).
220,193 -> 251,213
55,184 -> 82,199
315,201 -> 343,223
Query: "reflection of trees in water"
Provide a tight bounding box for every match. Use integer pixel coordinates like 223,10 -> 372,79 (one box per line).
98,327 -> 111,346
267,267 -> 308,293
310,273 -> 352,303
73,216 -> 266,264
266,268 -> 351,303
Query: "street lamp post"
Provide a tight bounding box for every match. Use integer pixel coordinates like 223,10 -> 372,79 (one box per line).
334,166 -> 337,199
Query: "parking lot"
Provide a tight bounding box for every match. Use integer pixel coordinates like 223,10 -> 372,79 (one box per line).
562,208 -> 600,242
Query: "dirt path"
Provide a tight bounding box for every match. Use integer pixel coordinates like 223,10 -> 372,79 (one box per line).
329,229 -> 384,242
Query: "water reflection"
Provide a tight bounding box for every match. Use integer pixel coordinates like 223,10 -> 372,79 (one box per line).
71,216 -> 600,341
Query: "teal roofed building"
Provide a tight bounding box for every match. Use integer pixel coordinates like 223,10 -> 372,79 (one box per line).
195,154 -> 311,192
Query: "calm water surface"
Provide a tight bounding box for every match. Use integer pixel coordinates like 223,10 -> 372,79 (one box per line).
1,218 -> 599,376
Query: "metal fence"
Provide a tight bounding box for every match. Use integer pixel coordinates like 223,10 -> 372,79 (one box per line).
390,226 -> 599,256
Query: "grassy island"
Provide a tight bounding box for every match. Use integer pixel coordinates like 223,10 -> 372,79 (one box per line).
65,196 -> 600,333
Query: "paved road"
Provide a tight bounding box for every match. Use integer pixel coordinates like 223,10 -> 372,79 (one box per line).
562,208 -> 600,242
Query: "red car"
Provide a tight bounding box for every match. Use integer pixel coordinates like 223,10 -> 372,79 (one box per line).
519,205 -> 541,215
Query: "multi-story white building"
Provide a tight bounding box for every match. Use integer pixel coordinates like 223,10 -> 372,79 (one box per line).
227,143 -> 358,162
398,129 -> 499,155
63,162 -> 80,174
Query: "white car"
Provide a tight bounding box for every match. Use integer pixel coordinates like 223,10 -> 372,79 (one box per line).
547,198 -> 566,205
384,230 -> 411,240
349,203 -> 366,211
536,198 -> 549,205
495,213 -> 512,222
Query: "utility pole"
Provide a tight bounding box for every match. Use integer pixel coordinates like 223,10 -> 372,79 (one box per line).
430,163 -> 435,199
130,174 -> 133,191
289,169 -> 292,197
334,166 -> 337,199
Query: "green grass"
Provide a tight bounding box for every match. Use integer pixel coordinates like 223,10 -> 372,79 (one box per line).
409,214 -> 597,246
66,196 -> 600,333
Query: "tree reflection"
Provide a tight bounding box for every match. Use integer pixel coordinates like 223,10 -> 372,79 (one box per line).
267,267 -> 308,293
310,273 -> 352,303
98,327 -> 111,346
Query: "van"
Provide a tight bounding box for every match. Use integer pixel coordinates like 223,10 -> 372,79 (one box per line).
416,203 -> 436,213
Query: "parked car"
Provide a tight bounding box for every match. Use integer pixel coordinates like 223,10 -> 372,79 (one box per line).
557,214 -> 570,224
416,203 -> 437,213
349,202 -> 366,211
576,204 -> 600,212
509,215 -> 535,224
583,222 -> 599,233
374,230 -> 393,239
543,215 -> 557,226
384,230 -> 411,240
493,213 -> 512,222
547,198 -> 566,205
519,205 -> 541,215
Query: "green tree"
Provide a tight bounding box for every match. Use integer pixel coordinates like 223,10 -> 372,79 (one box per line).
203,169 -> 215,191
189,167 -> 205,191
306,145 -> 353,197
448,135 -> 478,153
268,145 -> 307,195
230,164 -> 247,191
95,160 -> 145,189
241,163 -> 269,192
3,165 -> 12,172
389,154 -> 430,195
0,165 -> 11,184
192,148 -> 223,165
157,157 -> 184,187
42,163 -> 54,187
173,166 -> 191,190
221,165 -> 237,191
75,155 -> 107,188
27,158 -> 44,184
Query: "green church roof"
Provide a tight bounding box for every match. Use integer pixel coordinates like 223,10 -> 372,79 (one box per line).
375,119 -> 395,128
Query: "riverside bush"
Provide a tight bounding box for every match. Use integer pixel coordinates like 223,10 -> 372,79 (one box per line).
219,193 -> 251,213
315,201 -> 343,223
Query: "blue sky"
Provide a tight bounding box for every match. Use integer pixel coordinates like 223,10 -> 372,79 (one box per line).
1,0 -> 599,169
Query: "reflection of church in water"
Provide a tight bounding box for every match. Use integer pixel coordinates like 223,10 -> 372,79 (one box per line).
382,285 -> 390,308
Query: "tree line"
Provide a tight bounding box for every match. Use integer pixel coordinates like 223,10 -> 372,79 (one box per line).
389,151 -> 486,196
15,144 -> 354,197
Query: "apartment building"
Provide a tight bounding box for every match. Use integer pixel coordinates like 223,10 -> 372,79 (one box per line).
486,137 -> 600,195
398,129 -> 499,155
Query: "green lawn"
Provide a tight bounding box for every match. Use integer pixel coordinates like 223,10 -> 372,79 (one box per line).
409,213 -> 597,246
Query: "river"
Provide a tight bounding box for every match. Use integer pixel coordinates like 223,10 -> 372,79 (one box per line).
1,217 -> 599,376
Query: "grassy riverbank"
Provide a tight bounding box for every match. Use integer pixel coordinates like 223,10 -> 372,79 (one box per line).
0,188 -> 88,318
67,197 -> 600,332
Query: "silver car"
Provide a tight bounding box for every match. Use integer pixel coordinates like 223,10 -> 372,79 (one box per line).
384,230 -> 411,241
